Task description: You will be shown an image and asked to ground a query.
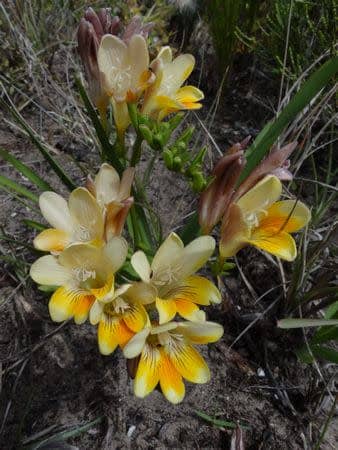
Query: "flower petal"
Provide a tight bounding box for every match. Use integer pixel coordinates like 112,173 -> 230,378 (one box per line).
33,228 -> 71,253
68,187 -> 104,243
261,200 -> 311,233
161,54 -> 195,94
175,85 -> 204,104
30,255 -> 72,286
124,282 -> 157,305
159,349 -> 185,404
39,192 -> 72,232
122,302 -> 148,332
179,236 -> 215,279
174,300 -> 204,321
118,167 -> 135,200
171,275 -> 221,306
94,163 -> 120,205
103,236 -> 128,272
151,232 -> 184,277
156,298 -> 177,324
127,34 -> 149,89
98,35 -> 128,91
167,342 -> 210,383
131,251 -> 151,282
123,327 -> 150,358
134,344 -> 161,398
89,299 -> 104,325
220,203 -> 250,259
156,46 -> 172,64
49,286 -> 94,323
237,175 -> 282,217
98,317 -> 134,355
176,321 -> 224,345
248,229 -> 297,261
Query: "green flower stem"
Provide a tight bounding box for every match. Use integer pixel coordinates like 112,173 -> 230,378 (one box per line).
130,134 -> 143,167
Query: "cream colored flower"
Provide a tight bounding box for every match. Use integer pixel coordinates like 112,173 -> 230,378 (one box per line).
143,46 -> 204,120
131,233 -> 221,324
123,320 -> 223,404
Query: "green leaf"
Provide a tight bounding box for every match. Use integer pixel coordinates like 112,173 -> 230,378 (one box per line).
312,325 -> 338,344
278,318 -> 338,329
0,147 -> 52,191
23,219 -> 47,231
0,174 -> 39,203
325,300 -> 338,319
311,345 -> 338,364
0,98 -> 76,191
238,56 -> 338,183
179,212 -> 201,245
75,77 -> 124,174
195,410 -> 249,430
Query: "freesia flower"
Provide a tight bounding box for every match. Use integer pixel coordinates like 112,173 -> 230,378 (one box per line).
89,282 -> 155,355
220,175 -> 311,261
131,232 -> 221,324
97,33 -> 153,133
86,163 -> 135,239
33,187 -> 104,254
123,320 -> 224,404
30,237 -> 128,324
142,46 -> 204,120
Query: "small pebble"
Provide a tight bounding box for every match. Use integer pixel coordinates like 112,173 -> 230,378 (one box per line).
257,368 -> 265,377
127,425 -> 136,437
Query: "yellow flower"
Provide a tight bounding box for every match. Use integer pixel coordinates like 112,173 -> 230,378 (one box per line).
30,237 -> 128,324
97,33 -> 153,133
33,187 -> 104,254
123,320 -> 223,404
220,175 -> 311,261
131,233 -> 221,324
142,46 -> 204,120
89,282 -> 155,355
86,163 -> 135,239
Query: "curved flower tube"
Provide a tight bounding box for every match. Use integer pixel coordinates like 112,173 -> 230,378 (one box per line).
33,187 -> 104,254
30,237 -> 128,324
123,320 -> 224,404
142,46 -> 204,120
86,163 -> 135,239
131,232 -> 221,324
89,282 -> 155,355
220,175 -> 311,261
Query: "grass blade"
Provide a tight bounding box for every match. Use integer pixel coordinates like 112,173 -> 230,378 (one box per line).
0,174 -> 38,203
278,318 -> 338,328
238,56 -> 338,183
0,147 -> 52,191
23,219 -> 47,231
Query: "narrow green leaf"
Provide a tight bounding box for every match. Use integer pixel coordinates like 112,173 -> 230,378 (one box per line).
0,147 -> 52,191
75,77 -> 124,174
179,212 -> 201,245
0,98 -> 76,191
239,56 -> 338,182
311,345 -> 338,364
23,219 -> 47,231
195,410 -> 250,430
324,300 -> 338,319
312,325 -> 338,344
278,318 -> 338,329
0,174 -> 38,202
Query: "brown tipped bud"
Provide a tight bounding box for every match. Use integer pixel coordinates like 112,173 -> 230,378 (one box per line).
235,141 -> 297,201
123,15 -> 153,43
105,197 -> 134,240
199,148 -> 246,234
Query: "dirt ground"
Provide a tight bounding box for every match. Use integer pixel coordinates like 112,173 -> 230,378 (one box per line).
0,34 -> 337,450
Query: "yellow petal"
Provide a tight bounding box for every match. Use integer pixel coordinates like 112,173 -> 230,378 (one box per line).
68,188 -> 104,243
103,236 -> 128,272
159,349 -> 185,404
94,163 -> 120,206
161,54 -> 195,94
171,275 -> 221,306
151,232 -> 184,278
156,46 -> 172,64
176,321 -> 224,344
261,200 -> 311,234
49,286 -> 94,323
248,229 -> 297,261
59,243 -> 108,280
89,300 -> 104,325
39,192 -> 72,232
98,317 -> 133,355
90,274 -> 114,300
220,203 -> 250,259
33,228 -> 70,253
156,298 -> 177,324
123,327 -> 151,358
127,35 -> 149,89
131,251 -> 151,282
167,342 -> 210,383
134,344 -> 161,398
123,282 -> 157,305
122,302 -> 148,333
175,85 -> 204,105
174,300 -> 202,321
112,100 -> 130,133
179,236 -> 215,279
237,175 -> 282,218
30,255 -> 72,286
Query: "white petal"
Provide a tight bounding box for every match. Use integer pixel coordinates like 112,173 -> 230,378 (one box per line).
98,35 -> 128,92
103,236 -> 128,272
94,163 -> 120,205
89,300 -> 104,325
39,192 -> 72,232
151,232 -> 184,277
127,35 -> 149,88
179,236 -> 215,279
160,54 -> 195,95
30,255 -> 72,286
156,46 -> 173,64
124,282 -> 157,305
123,327 -> 150,358
131,251 -> 151,282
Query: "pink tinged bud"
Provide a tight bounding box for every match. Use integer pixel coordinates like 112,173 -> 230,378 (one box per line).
235,141 -> 297,200
123,15 -> 153,43
96,8 -> 120,36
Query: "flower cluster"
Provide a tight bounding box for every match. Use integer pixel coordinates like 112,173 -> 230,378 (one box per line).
30,164 -> 223,404
77,8 -> 203,133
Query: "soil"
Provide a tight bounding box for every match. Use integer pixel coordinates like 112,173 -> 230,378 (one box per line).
0,21 -> 337,450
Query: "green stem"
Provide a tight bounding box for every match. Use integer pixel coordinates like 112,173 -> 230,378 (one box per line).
130,133 -> 143,167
